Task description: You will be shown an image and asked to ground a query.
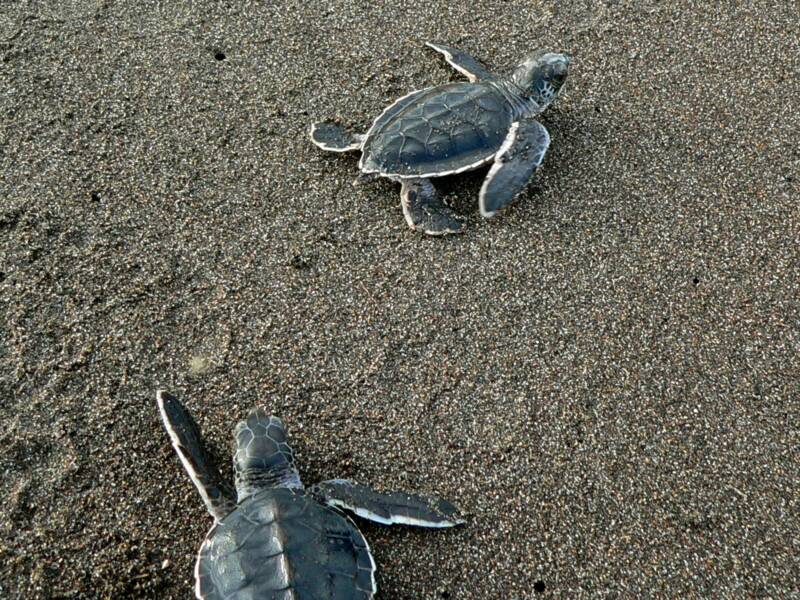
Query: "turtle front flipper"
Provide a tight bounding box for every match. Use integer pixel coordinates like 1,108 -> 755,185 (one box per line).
312,479 -> 465,528
479,119 -> 551,218
401,178 -> 465,236
234,409 -> 302,502
310,121 -> 365,152
426,42 -> 496,82
156,391 -> 236,521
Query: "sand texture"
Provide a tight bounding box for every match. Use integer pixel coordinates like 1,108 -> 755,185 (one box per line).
1,1 -> 799,598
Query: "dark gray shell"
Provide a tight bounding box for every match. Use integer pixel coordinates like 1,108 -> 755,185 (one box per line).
196,488 -> 375,600
359,82 -> 514,178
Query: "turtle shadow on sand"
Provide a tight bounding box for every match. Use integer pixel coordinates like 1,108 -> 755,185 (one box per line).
545,103 -> 592,164
310,42 -> 572,236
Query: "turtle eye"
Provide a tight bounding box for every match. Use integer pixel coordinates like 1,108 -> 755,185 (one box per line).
551,69 -> 567,86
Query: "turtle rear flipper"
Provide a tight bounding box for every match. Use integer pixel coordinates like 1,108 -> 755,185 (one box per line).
234,409 -> 302,502
401,178 -> 465,236
426,42 -> 496,83
479,119 -> 551,218
156,391 -> 236,521
313,479 -> 465,528
310,121 -> 365,152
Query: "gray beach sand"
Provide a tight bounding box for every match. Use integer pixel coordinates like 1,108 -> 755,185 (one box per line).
1,1 -> 798,598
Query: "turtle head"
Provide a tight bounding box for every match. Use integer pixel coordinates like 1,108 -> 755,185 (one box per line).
511,51 -> 571,109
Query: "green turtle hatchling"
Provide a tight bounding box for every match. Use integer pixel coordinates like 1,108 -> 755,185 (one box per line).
156,391 -> 464,599
311,42 -> 571,235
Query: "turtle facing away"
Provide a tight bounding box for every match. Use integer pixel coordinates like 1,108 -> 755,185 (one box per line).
156,391 -> 464,599
310,42 -> 571,235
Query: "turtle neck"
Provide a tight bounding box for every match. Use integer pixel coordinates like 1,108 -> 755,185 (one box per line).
489,79 -> 544,120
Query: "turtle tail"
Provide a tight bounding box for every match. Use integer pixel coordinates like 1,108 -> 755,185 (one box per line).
233,408 -> 303,502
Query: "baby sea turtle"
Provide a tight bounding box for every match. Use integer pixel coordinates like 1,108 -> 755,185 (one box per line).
156,391 -> 464,599
310,42 -> 571,235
